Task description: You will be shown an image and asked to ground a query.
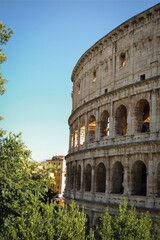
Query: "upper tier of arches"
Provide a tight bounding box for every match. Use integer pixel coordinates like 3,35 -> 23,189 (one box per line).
69,92 -> 160,152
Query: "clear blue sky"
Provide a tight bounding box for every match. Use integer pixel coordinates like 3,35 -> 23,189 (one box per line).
1,0 -> 159,162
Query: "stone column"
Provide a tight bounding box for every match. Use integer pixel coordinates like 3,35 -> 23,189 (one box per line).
147,152 -> 156,197
65,163 -> 69,196
126,97 -> 133,136
112,41 -> 116,86
80,159 -> 85,199
105,156 -> 110,198
74,161 -> 77,196
123,155 -> 130,196
99,62 -> 103,96
78,117 -> 81,147
109,100 -> 114,138
68,162 -> 71,195
85,112 -> 88,146
150,90 -> 157,133
95,107 -> 100,141
68,126 -> 71,152
91,158 -> 96,198
72,122 -> 75,151
130,43 -> 135,82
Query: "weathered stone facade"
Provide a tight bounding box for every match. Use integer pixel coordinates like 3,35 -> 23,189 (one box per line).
65,3 -> 160,228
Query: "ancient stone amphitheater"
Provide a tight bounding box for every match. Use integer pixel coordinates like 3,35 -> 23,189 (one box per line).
65,3 -> 160,227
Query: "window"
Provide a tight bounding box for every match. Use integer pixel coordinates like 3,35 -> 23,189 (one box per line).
100,111 -> 110,137
115,105 -> 127,136
78,84 -> 80,95
135,99 -> 150,133
120,53 -> 126,67
105,88 -> 108,94
140,74 -> 145,81
93,71 -> 96,82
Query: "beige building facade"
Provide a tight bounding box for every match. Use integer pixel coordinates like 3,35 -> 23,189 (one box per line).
46,156 -> 66,196
65,3 -> 160,228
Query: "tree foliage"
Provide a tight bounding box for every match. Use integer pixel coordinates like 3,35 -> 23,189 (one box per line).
0,21 -> 13,95
97,199 -> 160,240
0,197 -> 95,240
0,130 -> 56,230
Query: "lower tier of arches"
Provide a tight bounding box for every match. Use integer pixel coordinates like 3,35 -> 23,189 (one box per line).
65,141 -> 160,212
64,196 -> 160,232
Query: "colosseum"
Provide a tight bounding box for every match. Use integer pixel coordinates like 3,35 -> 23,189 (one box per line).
65,3 -> 160,228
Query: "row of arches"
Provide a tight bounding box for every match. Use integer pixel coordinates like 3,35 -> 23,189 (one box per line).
71,99 -> 150,147
69,160 -> 150,196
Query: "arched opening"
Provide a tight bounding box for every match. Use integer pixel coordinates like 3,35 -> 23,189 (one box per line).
71,165 -> 74,190
94,217 -> 101,240
100,110 -> 110,137
120,52 -> 126,67
76,165 -> 81,190
157,163 -> 160,196
88,115 -> 96,142
85,214 -> 90,236
85,164 -> 92,191
111,162 -> 124,194
115,105 -> 127,136
74,123 -> 78,147
80,119 -> 85,145
131,160 -> 147,196
96,163 -> 106,193
135,99 -> 150,133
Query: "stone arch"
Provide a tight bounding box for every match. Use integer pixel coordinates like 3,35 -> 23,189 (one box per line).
135,99 -> 150,133
96,162 -> 106,193
111,161 -> 124,194
85,164 -> 92,191
74,123 -> 78,147
80,119 -> 85,145
157,163 -> 160,196
88,115 -> 96,142
115,105 -> 127,136
76,165 -> 81,190
131,160 -> 147,196
100,110 -> 110,137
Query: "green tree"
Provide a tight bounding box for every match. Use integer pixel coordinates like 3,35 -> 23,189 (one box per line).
97,199 -> 160,240
0,131 -> 95,240
1,197 -> 94,240
0,21 -> 13,96
0,131 -> 56,230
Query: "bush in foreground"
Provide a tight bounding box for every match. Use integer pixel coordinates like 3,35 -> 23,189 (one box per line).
96,199 -> 160,240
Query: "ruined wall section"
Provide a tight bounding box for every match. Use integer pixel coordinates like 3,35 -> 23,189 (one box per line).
71,5 -> 160,112
65,3 -> 160,227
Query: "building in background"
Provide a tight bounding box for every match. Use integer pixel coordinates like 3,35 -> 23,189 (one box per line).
45,155 -> 66,197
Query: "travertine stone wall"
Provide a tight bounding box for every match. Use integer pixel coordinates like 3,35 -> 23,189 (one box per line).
65,3 -> 160,228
